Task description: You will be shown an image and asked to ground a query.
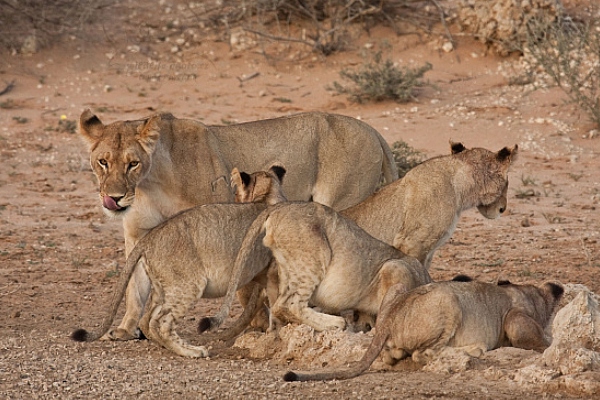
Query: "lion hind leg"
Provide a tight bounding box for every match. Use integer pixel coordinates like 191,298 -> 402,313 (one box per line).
503,309 -> 549,352
150,285 -> 208,358
273,291 -> 346,331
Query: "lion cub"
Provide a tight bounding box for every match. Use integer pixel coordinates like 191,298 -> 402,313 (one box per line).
284,277 -> 564,382
71,166 -> 286,358
206,202 -> 432,333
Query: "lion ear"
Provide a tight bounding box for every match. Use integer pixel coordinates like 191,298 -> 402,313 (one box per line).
79,109 -> 104,148
449,140 -> 466,154
136,114 -> 161,154
230,167 -> 251,191
496,144 -> 518,165
230,167 -> 242,189
269,164 -> 286,183
543,282 -> 564,301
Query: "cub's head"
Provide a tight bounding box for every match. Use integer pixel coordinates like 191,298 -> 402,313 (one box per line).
499,279 -> 564,324
231,165 -> 287,205
79,110 -> 164,217
451,141 -> 518,220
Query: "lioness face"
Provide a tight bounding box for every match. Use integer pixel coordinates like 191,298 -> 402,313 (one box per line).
79,110 -> 159,217
472,145 -> 518,219
477,181 -> 508,219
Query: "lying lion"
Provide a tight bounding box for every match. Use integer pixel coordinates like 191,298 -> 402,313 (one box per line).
284,277 -> 564,382
79,110 -> 397,340
200,142 -> 518,334
71,166 -> 286,357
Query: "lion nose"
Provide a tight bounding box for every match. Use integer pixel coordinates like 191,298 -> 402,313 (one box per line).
103,195 -> 124,211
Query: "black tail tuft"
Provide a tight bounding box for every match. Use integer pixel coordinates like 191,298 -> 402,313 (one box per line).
452,274 -> 473,282
283,371 -> 299,382
198,317 -> 212,334
71,329 -> 89,342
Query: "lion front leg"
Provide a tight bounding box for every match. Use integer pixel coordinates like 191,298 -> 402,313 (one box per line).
102,261 -> 151,341
503,309 -> 549,352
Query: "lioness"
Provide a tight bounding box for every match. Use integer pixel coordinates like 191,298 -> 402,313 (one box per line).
71,166 -> 286,357
283,278 -> 564,382
340,141 -> 518,269
200,142 -> 517,334
79,110 -> 397,340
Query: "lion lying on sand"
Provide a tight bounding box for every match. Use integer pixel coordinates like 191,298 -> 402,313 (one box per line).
283,277 -> 564,381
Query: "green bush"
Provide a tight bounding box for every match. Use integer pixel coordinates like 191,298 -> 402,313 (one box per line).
332,52 -> 432,103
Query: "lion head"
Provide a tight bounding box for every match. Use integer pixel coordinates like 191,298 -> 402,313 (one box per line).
451,141 -> 518,220
79,109 -> 162,217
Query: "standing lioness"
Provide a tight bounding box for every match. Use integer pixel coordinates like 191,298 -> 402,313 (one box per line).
284,279 -> 564,381
79,110 -> 397,340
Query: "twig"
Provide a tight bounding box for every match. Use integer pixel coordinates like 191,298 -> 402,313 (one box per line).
237,72 -> 260,86
0,80 -> 15,96
430,0 -> 454,46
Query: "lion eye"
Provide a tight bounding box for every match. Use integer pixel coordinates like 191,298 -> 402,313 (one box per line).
128,161 -> 139,170
98,159 -> 108,167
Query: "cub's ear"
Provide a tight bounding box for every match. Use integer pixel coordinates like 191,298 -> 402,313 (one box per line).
230,167 -> 242,189
136,114 -> 161,154
451,274 -> 473,282
79,109 -> 104,147
496,144 -> 518,164
231,167 -> 251,190
269,165 -> 286,183
544,282 -> 564,300
449,140 -> 466,154
498,280 -> 512,286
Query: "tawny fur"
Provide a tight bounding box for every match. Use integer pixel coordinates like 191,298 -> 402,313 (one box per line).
201,142 -> 517,336
341,141 -> 518,269
79,110 -> 397,340
70,167 -> 286,357
284,279 -> 564,382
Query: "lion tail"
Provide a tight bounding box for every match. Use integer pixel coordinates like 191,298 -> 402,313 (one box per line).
195,281 -> 264,344
283,327 -> 390,382
198,206 -> 273,333
70,244 -> 144,342
376,132 -> 399,185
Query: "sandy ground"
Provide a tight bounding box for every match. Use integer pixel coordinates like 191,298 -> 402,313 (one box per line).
1,1 -> 600,398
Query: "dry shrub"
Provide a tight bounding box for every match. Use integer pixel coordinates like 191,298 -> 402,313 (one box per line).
0,0 -> 113,53
209,0 -> 447,57
332,51 -> 433,103
390,140 -> 425,179
457,0 -> 562,56
522,14 -> 600,128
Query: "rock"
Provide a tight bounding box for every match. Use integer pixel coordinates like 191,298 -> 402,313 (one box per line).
543,289 -> 600,374
229,28 -> 257,51
233,324 -> 371,368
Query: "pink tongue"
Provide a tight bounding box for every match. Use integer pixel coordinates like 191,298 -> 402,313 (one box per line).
102,196 -> 122,210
